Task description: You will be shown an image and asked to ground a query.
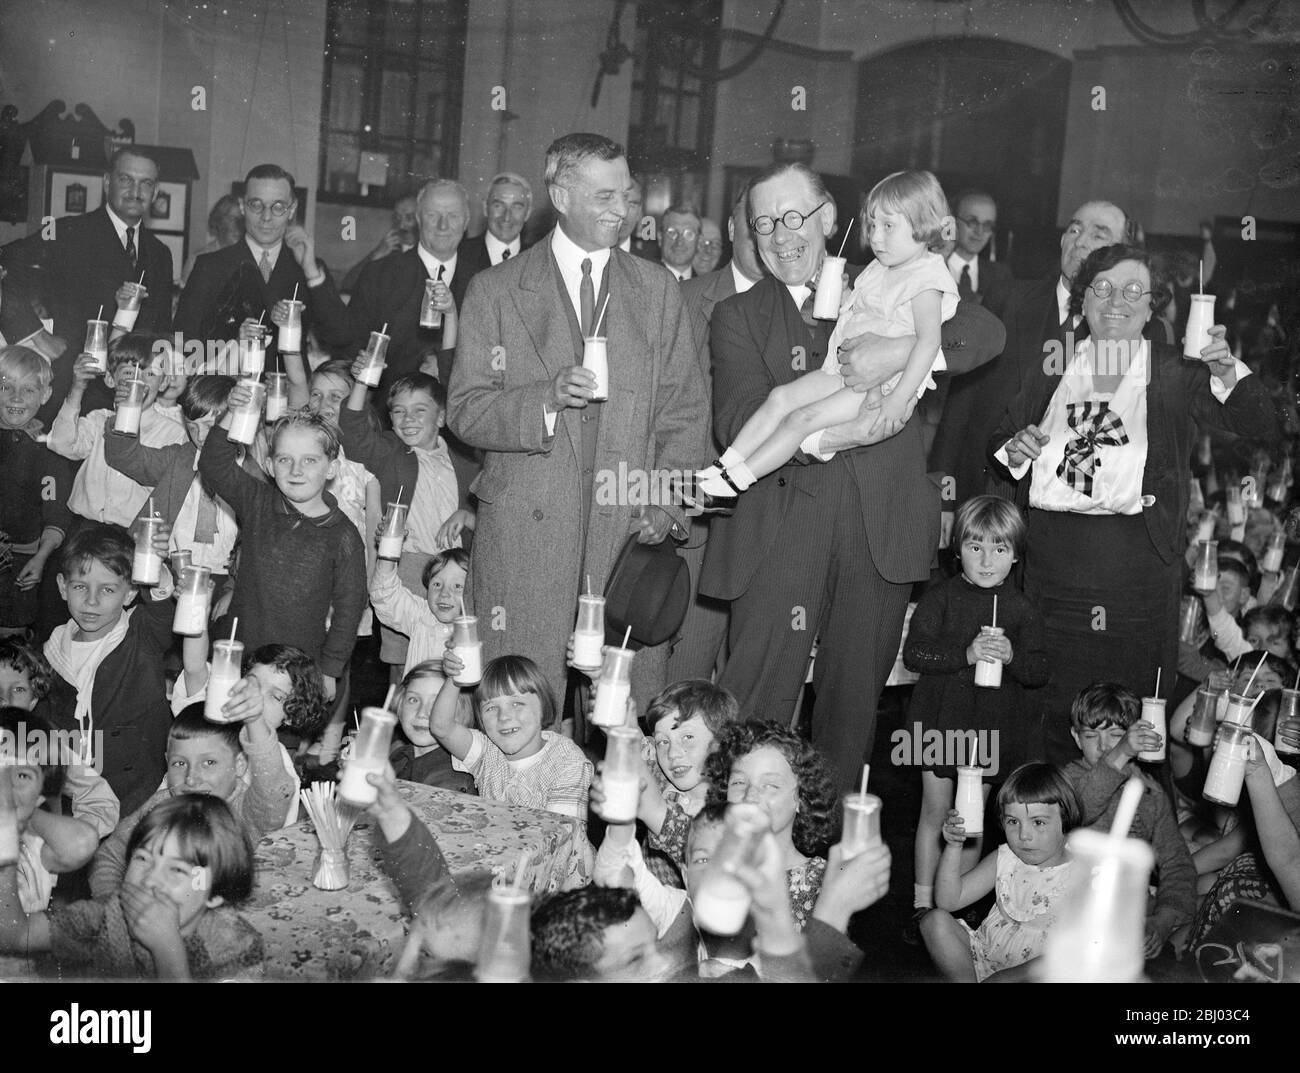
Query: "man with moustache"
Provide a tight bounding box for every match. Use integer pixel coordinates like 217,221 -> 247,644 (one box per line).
699,161 -> 1006,790
449,133 -> 709,711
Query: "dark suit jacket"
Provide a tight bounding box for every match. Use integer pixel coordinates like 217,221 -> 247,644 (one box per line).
930,275 -> 1060,503
963,256 -> 1013,307
680,264 -> 739,388
175,240 -> 350,352
988,341 -> 1280,565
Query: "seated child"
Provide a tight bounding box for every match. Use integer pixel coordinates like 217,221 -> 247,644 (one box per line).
687,170 -> 957,510
89,701 -> 298,897
199,406 -> 368,701
529,886 -> 671,982
1063,682 -> 1197,956
0,345 -> 74,633
0,707 -> 100,914
0,794 -> 262,980
1200,558 -> 1257,662
47,332 -> 186,527
1242,605 -> 1295,662
43,523 -> 176,816
370,548 -> 468,677
392,871 -> 495,981
432,650 -> 592,820
921,763 -> 1080,982
389,660 -> 475,793
0,639 -> 119,837
103,374 -> 242,577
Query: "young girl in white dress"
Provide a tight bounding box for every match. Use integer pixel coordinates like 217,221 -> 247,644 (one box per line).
691,170 -> 959,505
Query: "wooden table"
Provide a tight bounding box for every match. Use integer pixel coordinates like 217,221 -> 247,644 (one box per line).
246,781 -> 591,981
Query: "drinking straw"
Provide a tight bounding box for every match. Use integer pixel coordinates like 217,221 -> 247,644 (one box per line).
1154,667 -> 1162,700
835,217 -> 855,259
1293,668 -> 1298,692
396,485 -> 404,505
621,625 -> 632,650
586,575 -> 592,597
460,596 -> 467,618
147,496 -> 154,520
382,684 -> 396,712
512,850 -> 529,892
137,271 -> 145,285
1244,650 -> 1267,696
859,764 -> 869,797
1199,259 -> 1203,295
97,305 -> 103,321
593,293 -> 612,337
991,594 -> 998,630
380,322 -> 388,336
256,311 -> 265,326
229,617 -> 238,644
1109,776 -> 1144,838
291,283 -> 299,302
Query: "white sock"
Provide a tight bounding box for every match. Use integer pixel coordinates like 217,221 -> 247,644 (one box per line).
913,884 -> 934,910
694,464 -> 733,497
720,446 -> 745,469
726,458 -> 756,491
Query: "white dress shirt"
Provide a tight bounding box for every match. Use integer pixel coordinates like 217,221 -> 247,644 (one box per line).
947,251 -> 978,292
417,246 -> 457,286
104,205 -> 137,255
246,236 -> 282,274
730,262 -> 758,295
544,227 -> 611,434
664,263 -> 692,282
485,232 -> 521,266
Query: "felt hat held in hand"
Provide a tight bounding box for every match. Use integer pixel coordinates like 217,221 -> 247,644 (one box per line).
603,534 -> 690,650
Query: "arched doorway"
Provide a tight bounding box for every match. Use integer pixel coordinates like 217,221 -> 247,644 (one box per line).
853,37 -> 1071,277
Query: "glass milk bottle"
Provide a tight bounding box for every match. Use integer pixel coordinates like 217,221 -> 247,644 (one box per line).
973,626 -> 1004,688
450,615 -> 483,686
357,329 -> 390,387
173,565 -> 212,636
1183,293 -> 1215,358
1137,697 -> 1167,762
474,879 -> 531,983
840,792 -> 882,860
337,706 -> 398,806
1041,830 -> 1154,983
953,766 -> 985,835
377,501 -> 408,561
203,639 -> 245,723
1191,540 -> 1218,592
582,336 -> 609,401
600,727 -> 642,824
1178,596 -> 1202,645
84,319 -> 109,373
240,331 -> 266,377
1203,722 -> 1256,807
1185,685 -> 1218,748
813,256 -> 846,319
1276,688 -> 1300,757
227,378 -> 265,446
277,299 -> 305,353
114,376 -> 148,436
131,511 -> 163,585
591,645 -> 634,728
1262,531 -> 1286,574
570,594 -> 606,671
264,370 -> 289,422
692,803 -> 767,936
113,281 -> 144,332
419,279 -> 443,329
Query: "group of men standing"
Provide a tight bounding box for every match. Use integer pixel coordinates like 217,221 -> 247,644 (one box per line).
1,132 -> 1142,792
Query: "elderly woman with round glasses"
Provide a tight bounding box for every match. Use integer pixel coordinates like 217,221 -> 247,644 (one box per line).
989,243 -> 1280,764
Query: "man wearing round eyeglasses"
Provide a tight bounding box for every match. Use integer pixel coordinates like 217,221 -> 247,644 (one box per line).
176,163 -> 349,354
945,190 -> 1010,307
699,160 -> 1006,792
29,147 -> 174,418
660,205 -> 702,282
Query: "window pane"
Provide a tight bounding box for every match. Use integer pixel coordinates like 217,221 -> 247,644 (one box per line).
328,59 -> 365,129
677,95 -> 699,151
414,86 -> 443,141
380,70 -> 413,134
331,4 -> 370,45
384,0 -> 418,51
323,135 -> 361,196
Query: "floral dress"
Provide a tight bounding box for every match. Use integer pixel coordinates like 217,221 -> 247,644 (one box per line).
787,857 -> 828,932
966,844 -> 1073,981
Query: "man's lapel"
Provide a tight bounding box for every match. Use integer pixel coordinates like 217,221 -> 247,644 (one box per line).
597,251 -> 650,458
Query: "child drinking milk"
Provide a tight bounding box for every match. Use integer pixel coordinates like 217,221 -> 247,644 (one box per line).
921,763 -> 1081,982
687,170 -> 958,509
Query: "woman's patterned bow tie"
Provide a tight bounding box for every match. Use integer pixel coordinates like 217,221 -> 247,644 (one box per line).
1056,401 -> 1129,497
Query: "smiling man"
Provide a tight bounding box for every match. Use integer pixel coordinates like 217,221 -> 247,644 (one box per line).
460,172 -> 534,269
449,132 -> 709,714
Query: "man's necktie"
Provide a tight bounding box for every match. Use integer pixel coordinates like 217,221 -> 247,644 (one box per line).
580,257 -> 594,338
958,263 -> 973,300
799,287 -> 819,329
501,247 -> 511,261
124,226 -> 137,270
260,250 -> 273,283
194,489 -> 219,544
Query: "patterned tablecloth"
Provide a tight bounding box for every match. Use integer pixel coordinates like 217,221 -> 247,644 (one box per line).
247,781 -> 592,981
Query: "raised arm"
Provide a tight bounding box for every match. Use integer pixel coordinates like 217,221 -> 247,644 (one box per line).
428,654 -> 475,760
197,420 -> 263,521
103,431 -> 181,487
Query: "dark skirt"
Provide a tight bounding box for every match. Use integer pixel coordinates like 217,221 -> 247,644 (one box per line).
1024,509 -> 1181,764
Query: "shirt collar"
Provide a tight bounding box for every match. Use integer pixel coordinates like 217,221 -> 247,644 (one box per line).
664,263 -> 692,281
247,236 -> 282,265
551,225 -> 611,277
1056,277 -> 1073,325
104,205 -> 134,244
785,280 -> 812,309
730,261 -> 757,295
418,245 -> 457,281
948,250 -> 976,277
617,236 -> 631,253
484,231 -> 519,263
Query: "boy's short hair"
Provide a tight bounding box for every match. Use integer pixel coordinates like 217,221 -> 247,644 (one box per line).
0,345 -> 53,391
128,793 -> 255,903
107,332 -> 162,377
0,639 -> 54,701
311,359 -> 355,387
530,886 -> 640,981
1243,605 -> 1293,640
1070,681 -> 1140,731
643,680 -> 739,739
952,495 -> 1026,558
0,706 -> 65,797
1217,557 -> 1251,589
243,644 -> 328,737
268,410 -> 341,459
60,523 -> 133,581
686,801 -> 728,854
387,371 -> 445,411
996,763 -> 1083,833
1216,539 -> 1259,588
421,548 -> 470,589
169,705 -> 243,757
180,375 -> 237,423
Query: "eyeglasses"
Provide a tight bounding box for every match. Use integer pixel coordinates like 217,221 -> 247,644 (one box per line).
750,201 -> 829,236
113,174 -> 157,194
664,227 -> 698,241
698,239 -> 721,250
1087,279 -> 1153,303
245,199 -> 293,218
959,216 -> 995,233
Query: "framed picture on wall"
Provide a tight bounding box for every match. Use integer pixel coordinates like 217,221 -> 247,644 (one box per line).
153,232 -> 186,285
146,181 -> 187,231
48,169 -> 104,216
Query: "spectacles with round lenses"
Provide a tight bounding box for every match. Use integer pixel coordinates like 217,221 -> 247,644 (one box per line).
1088,279 -> 1153,303
959,216 -> 995,233
245,199 -> 293,218
750,200 -> 830,236
664,227 -> 698,241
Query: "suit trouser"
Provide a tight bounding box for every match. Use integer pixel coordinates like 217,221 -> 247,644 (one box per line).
666,516 -> 730,682
717,476 -> 913,792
